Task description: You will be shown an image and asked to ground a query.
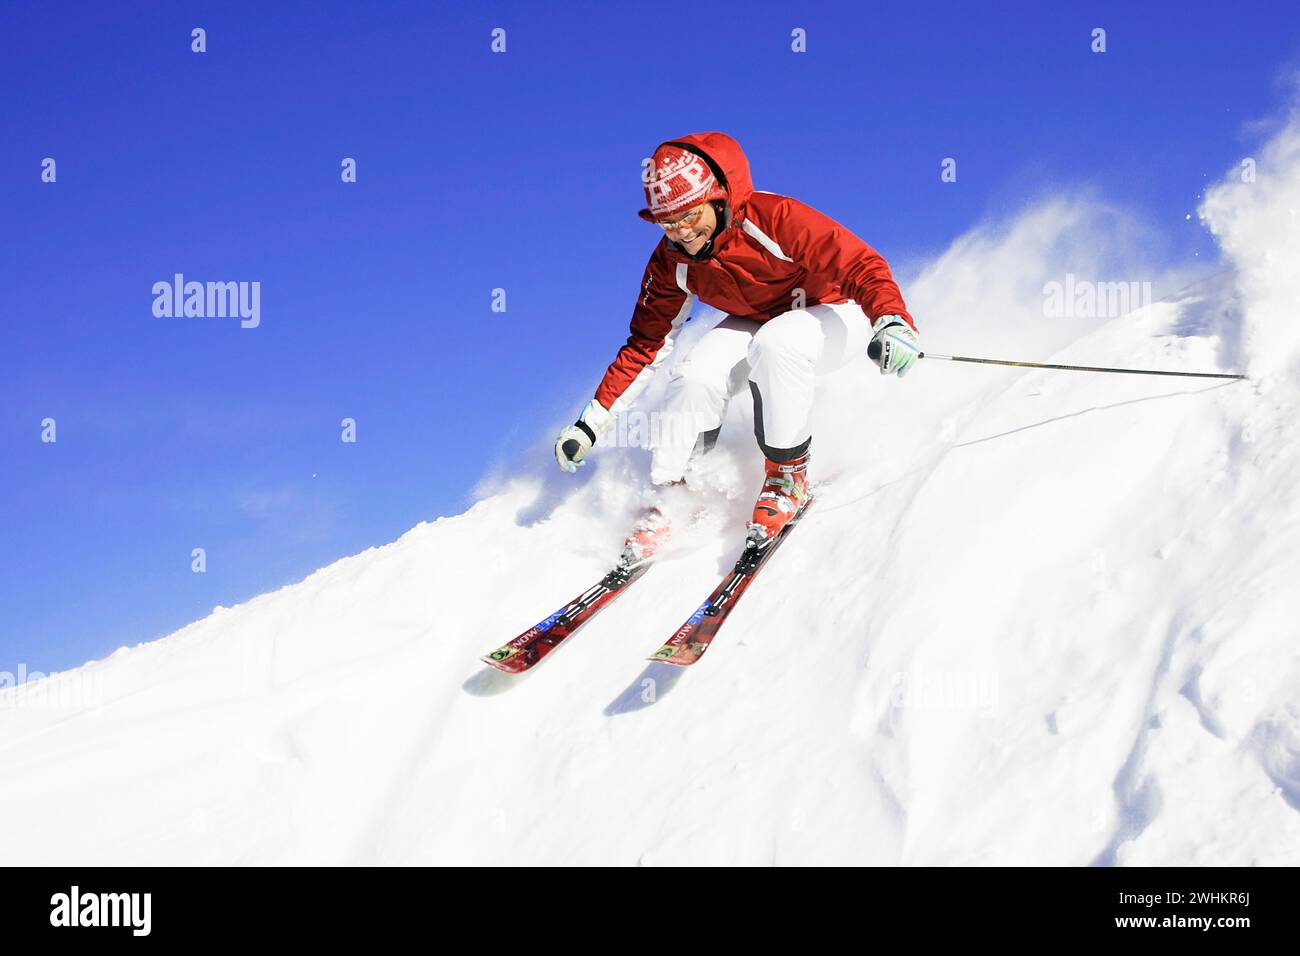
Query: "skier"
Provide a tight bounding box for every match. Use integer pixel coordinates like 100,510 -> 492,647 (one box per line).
554,132 -> 920,564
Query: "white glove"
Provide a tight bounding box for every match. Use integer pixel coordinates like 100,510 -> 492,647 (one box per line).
868,315 -> 921,377
554,399 -> 615,473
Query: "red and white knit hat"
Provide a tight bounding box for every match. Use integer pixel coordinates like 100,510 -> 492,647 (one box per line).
638,144 -> 727,222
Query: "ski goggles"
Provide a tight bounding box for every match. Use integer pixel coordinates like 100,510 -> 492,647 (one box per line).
654,205 -> 708,233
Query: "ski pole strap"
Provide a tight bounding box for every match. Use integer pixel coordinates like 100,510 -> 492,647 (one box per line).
919,352 -> 1247,381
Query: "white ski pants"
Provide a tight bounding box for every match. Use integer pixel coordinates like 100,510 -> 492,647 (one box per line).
649,301 -> 874,485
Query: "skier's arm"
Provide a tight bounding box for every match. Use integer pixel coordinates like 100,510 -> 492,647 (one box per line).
764,196 -> 916,330
594,247 -> 694,415
555,247 -> 692,473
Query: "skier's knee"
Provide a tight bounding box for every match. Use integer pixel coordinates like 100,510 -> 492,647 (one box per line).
668,360 -> 730,399
749,320 -> 817,365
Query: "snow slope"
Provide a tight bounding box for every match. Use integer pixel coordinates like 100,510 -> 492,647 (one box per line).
4,117 -> 1299,866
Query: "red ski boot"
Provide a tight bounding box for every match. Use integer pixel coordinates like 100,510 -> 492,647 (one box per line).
747,451 -> 810,545
618,506 -> 673,569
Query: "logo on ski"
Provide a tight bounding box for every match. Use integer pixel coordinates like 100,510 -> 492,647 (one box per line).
685,602 -> 710,626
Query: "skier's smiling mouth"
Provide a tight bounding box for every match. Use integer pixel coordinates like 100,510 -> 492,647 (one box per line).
677,224 -> 713,253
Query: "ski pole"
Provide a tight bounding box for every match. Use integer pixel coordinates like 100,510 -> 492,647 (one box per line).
871,341 -> 1247,379
916,352 -> 1246,380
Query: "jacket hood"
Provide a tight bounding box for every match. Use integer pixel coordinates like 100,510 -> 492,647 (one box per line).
639,131 -> 755,219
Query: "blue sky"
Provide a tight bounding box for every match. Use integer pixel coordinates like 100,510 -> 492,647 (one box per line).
2,0 -> 1297,674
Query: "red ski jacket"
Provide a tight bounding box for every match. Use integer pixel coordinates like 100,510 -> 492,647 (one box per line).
594,132 -> 914,414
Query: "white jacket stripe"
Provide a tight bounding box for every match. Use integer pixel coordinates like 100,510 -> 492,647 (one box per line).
741,218 -> 793,262
675,262 -> 689,292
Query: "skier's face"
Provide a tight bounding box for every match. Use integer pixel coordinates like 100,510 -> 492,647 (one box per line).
660,203 -> 716,255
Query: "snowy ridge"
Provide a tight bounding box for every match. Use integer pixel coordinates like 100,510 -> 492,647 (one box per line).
3,116 -> 1299,865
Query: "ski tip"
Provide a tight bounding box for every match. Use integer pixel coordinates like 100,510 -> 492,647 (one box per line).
647,644 -> 704,666
480,651 -> 524,673
647,644 -> 688,666
646,654 -> 692,667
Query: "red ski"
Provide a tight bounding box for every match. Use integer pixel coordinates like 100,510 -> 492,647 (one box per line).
481,561 -> 651,674
648,496 -> 815,667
